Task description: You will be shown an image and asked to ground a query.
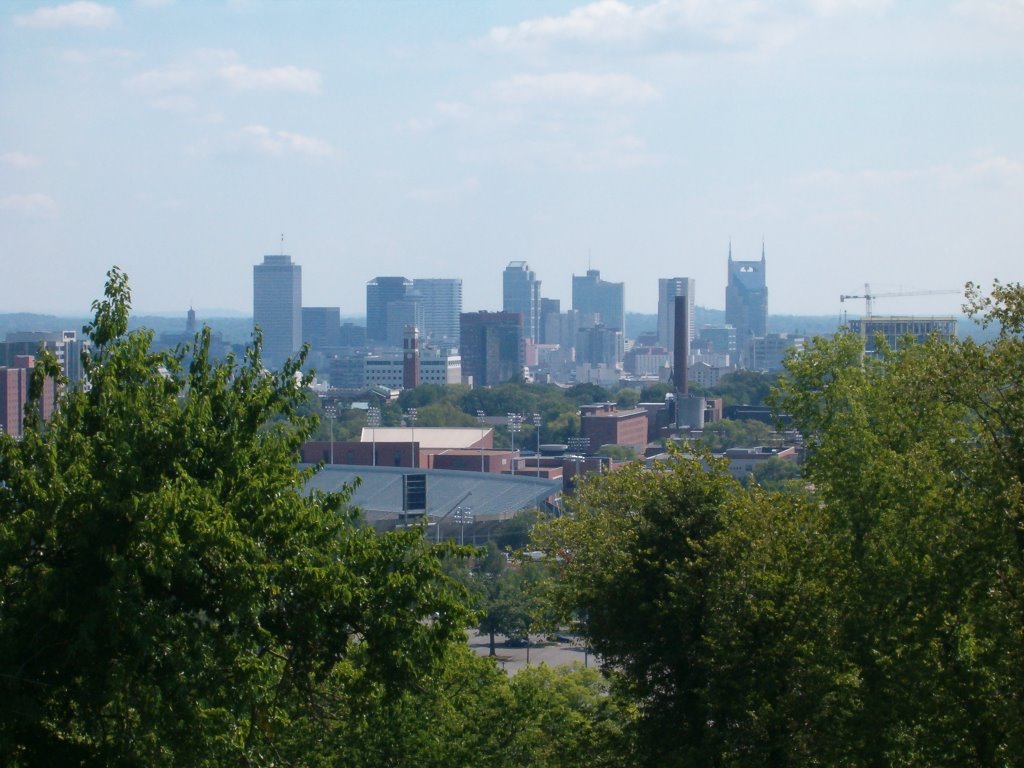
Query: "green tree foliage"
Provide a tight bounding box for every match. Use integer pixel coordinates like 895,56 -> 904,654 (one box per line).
596,444 -> 638,462
769,281 -> 1024,765
695,417 -> 774,451
748,455 -> 802,490
709,369 -> 777,406
533,452 -> 845,766
0,269 -> 472,766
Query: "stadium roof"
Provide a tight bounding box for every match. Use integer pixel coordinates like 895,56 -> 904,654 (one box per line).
359,427 -> 489,448
304,465 -> 560,523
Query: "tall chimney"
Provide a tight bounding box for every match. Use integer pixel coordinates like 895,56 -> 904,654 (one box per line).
673,294 -> 688,396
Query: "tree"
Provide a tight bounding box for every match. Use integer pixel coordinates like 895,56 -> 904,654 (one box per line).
532,451 -> 844,766
596,444 -> 637,462
0,269 -> 472,766
695,417 -> 773,451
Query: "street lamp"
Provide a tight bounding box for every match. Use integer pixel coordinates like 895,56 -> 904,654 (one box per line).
367,405 -> 381,467
405,407 -> 418,468
324,405 -> 337,465
477,410 -> 486,473
507,412 -> 523,476
453,505 -> 474,545
533,412 -> 542,478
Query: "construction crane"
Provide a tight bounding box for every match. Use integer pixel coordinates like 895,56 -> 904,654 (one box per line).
839,283 -> 961,318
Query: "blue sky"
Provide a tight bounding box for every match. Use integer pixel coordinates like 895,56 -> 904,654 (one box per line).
2,0 -> 1022,317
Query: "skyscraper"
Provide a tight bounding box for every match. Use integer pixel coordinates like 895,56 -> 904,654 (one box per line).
459,311 -> 523,387
411,278 -> 462,344
725,243 -> 768,366
658,277 -> 696,359
366,276 -> 412,344
253,254 -> 302,370
502,261 -> 541,343
572,269 -> 625,333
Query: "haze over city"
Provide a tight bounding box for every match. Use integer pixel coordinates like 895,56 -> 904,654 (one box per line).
2,0 -> 1022,317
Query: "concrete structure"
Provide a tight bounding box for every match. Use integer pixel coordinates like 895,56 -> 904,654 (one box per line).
412,278 -> 462,344
253,254 -> 302,370
720,445 -> 797,481
749,333 -> 804,372
572,269 -> 625,333
698,324 -> 737,357
579,402 -> 649,455
0,355 -> 57,439
725,244 -> 768,366
848,315 -> 957,353
402,326 -> 420,389
385,297 -> 424,348
2,330 -> 89,385
658,277 -> 696,358
460,311 -> 524,387
539,298 -> 561,345
302,307 -> 341,351
575,324 -> 623,368
503,261 -> 541,342
362,350 -> 461,389
366,276 -> 412,344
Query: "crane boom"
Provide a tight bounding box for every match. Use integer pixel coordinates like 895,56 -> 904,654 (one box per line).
839,284 -> 960,318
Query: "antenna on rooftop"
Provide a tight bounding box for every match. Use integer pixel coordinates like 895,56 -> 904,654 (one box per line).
280,233 -> 285,255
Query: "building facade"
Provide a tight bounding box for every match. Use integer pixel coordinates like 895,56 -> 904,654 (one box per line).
848,316 -> 957,353
502,262 -> 541,342
411,278 -> 462,345
0,355 -> 57,439
366,276 -> 412,344
572,269 -> 625,333
658,277 -> 696,360
302,307 -> 341,351
725,244 -> 768,365
460,311 -> 524,387
253,254 -> 302,370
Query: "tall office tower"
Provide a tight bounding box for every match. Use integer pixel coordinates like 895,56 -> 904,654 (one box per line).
575,324 -> 624,367
412,278 -> 462,344
302,307 -> 342,351
253,254 -> 302,370
386,297 -> 424,348
502,261 -> 541,342
459,311 -> 524,387
539,298 -> 561,344
725,243 -> 768,366
658,278 -> 696,360
366,276 -> 412,343
572,269 -> 625,333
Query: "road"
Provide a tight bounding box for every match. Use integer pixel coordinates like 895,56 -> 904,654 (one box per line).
467,629 -> 598,674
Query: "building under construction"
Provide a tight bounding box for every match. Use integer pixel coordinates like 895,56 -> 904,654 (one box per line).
848,316 -> 957,352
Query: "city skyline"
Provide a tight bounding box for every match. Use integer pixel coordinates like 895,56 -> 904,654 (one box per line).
2,1 -> 1022,317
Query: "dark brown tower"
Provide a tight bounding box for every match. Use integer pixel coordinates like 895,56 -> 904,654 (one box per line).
673,293 -> 689,396
403,325 -> 420,389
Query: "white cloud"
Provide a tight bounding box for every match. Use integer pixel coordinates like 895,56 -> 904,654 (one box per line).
488,0 -> 891,53
14,2 -> 118,29
0,193 -> 58,216
952,0 -> 1024,28
1,152 -> 42,169
125,50 -> 321,97
240,125 -> 335,157
492,72 -> 659,104
219,64 -> 320,93
796,153 -> 1024,189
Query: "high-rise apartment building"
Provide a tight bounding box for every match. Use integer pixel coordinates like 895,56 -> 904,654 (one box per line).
658,277 -> 696,359
459,311 -> 523,387
253,254 -> 302,370
0,355 -> 57,439
502,262 -> 541,342
366,276 -> 412,344
725,244 -> 768,365
412,278 -> 462,345
572,269 -> 625,333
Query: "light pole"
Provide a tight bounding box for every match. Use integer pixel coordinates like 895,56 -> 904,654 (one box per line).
453,506 -> 474,545
477,410 -> 486,473
367,405 -> 380,467
507,412 -> 522,476
405,407 -> 418,468
568,436 -> 590,491
324,405 -> 337,464
533,412 -> 542,478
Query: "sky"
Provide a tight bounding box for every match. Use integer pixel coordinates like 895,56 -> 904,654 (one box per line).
1,0 -> 1022,319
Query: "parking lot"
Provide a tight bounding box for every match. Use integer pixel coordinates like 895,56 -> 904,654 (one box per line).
467,630 -> 598,674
